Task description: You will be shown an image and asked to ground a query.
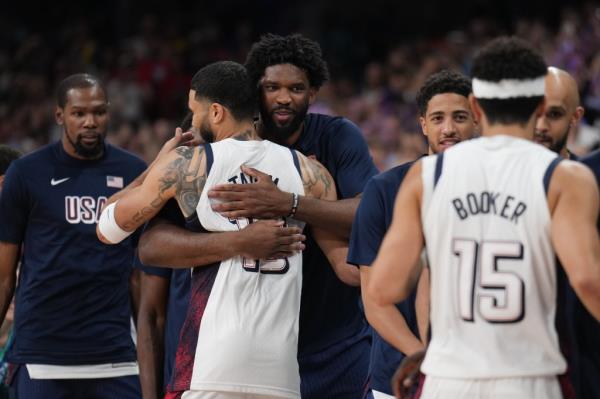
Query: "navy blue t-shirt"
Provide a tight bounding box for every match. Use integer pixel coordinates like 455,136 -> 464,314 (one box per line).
137,200 -> 191,388
292,113 -> 378,354
0,141 -> 145,365
347,161 -> 419,395
570,150 -> 600,399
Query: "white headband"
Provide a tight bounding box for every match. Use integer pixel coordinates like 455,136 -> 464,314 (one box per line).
472,76 -> 545,99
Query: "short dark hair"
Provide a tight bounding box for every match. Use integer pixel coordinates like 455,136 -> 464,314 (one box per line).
56,73 -> 107,108
416,70 -> 472,116
190,61 -> 256,122
244,33 -> 330,89
0,145 -> 21,175
471,36 -> 547,125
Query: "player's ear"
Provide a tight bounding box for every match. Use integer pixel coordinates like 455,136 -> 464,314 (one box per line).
468,94 -> 483,123
55,106 -> 64,125
571,105 -> 585,126
308,87 -> 317,105
210,103 -> 225,124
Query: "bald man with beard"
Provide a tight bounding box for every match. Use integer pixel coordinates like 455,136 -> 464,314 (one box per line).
534,67 -> 585,159
535,67 -> 599,399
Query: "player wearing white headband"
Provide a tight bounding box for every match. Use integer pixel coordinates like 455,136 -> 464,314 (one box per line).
366,36 -> 600,399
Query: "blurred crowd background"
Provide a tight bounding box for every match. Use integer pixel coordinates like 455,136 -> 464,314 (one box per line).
1,0 -> 599,171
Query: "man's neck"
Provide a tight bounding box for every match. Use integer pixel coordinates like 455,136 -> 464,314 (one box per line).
559,147 -> 571,159
218,121 -> 260,142
481,122 -> 534,141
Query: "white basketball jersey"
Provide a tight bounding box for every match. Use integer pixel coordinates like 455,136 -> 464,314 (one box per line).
420,135 -> 566,379
189,139 -> 304,398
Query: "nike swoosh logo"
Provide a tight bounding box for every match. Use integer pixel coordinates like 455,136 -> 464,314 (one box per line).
51,177 -> 70,186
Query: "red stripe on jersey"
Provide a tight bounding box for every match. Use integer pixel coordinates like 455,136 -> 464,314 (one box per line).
168,263 -> 220,392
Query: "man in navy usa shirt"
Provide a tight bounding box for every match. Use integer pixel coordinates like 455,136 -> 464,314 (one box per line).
0,74 -> 143,399
349,70 -> 477,398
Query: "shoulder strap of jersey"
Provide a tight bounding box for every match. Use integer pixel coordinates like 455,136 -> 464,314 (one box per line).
434,152 -> 444,188
203,143 -> 214,175
289,149 -> 302,176
543,156 -> 562,194
421,155 -> 437,219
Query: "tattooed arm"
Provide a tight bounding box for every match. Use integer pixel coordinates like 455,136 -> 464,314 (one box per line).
298,152 -> 360,286
97,146 -> 207,243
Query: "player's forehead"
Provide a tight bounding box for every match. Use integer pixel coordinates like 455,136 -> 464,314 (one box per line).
261,63 -> 309,86
64,86 -> 107,109
425,92 -> 470,115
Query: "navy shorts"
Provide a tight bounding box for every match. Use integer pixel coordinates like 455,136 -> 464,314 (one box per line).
9,364 -> 140,399
299,322 -> 371,399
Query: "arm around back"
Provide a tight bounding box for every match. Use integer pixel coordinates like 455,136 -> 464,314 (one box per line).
298,152 -> 359,286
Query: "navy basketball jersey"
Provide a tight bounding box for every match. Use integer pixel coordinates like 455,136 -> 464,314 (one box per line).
0,141 -> 145,365
291,113 -> 378,354
348,161 -> 419,395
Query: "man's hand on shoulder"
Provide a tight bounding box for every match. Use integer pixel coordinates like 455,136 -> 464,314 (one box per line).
208,166 -> 293,219
235,219 -> 305,260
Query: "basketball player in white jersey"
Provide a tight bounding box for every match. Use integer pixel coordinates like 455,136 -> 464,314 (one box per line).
365,37 -> 600,399
96,61 -> 353,399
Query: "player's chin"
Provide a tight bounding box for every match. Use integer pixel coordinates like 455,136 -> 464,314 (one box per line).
533,137 -> 552,148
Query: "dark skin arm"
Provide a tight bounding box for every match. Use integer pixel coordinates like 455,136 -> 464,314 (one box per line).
0,242 -> 19,327
207,167 -> 359,239
137,273 -> 168,399
129,267 -> 141,324
139,216 -> 305,268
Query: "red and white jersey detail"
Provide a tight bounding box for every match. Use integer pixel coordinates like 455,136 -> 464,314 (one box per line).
171,139 -> 304,398
420,136 -> 566,379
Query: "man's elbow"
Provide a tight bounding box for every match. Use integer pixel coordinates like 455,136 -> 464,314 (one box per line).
336,265 -> 360,287
570,271 -> 600,304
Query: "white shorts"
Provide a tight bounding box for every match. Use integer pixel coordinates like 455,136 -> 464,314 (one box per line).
421,375 -> 561,399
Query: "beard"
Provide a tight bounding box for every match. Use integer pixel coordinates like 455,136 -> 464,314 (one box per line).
65,130 -> 106,159
259,100 -> 309,144
534,126 -> 569,154
549,127 -> 569,154
200,119 -> 215,143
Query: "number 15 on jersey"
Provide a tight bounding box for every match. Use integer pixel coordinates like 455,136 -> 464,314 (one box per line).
453,239 -> 525,323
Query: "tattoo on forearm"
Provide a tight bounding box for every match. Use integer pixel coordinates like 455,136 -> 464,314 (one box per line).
121,146 -> 208,229
168,146 -> 207,217
300,156 -> 333,198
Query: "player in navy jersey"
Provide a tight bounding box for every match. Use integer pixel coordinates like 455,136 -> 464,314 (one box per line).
535,67 -> 597,399
350,70 -> 477,399
571,148 -> 600,399
0,74 -> 143,399
136,34 -> 377,398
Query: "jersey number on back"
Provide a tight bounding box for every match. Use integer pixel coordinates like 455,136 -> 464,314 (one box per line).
453,239 -> 525,323
232,218 -> 289,274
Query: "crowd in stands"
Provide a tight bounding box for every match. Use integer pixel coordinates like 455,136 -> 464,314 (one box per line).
1,3 -> 599,171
